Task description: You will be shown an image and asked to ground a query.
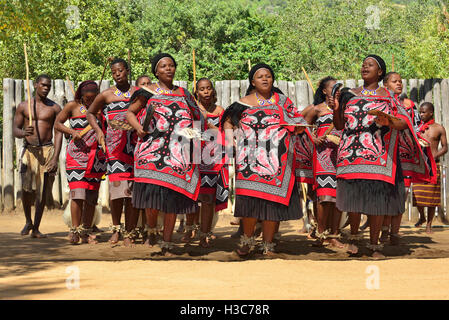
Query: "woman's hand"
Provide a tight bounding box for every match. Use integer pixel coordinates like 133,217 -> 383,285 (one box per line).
313,134 -> 326,146
136,127 -> 149,139
375,114 -> 390,127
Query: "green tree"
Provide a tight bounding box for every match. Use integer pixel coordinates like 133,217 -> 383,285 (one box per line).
404,3 -> 449,78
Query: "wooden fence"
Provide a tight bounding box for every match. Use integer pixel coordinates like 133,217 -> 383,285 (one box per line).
2,78 -> 449,221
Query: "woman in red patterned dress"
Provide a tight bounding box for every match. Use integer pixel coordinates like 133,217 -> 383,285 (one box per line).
331,55 -> 435,258
182,78 -> 229,247
87,58 -> 140,246
55,81 -> 107,244
222,63 -> 306,257
126,53 -> 204,256
302,76 -> 344,248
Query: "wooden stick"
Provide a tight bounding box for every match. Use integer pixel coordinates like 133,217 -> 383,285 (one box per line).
302,67 -> 315,94
248,59 -> 252,72
24,43 -> 32,126
128,49 -> 132,85
99,56 -> 113,92
192,49 -> 197,93
300,182 -> 307,203
392,54 -> 395,72
66,76 -> 76,96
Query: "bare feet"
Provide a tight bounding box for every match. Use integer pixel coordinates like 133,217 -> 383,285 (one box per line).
81,234 -> 98,244
123,237 -> 135,247
161,248 -> 175,257
236,244 -> 250,257
415,217 -> 426,228
426,224 -> 434,234
69,232 -> 80,245
371,251 -> 386,259
21,223 -> 34,236
329,238 -> 345,249
109,231 -> 120,244
31,230 -> 47,238
181,230 -> 193,243
346,243 -> 358,254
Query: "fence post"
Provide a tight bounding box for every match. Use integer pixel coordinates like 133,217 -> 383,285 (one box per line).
230,80 -> 240,105
239,80 -> 249,100
295,80 -> 308,110
433,79 -> 442,125
346,79 -> 356,90
277,80 -> 288,98
409,79 -> 419,105
3,78 -> 15,211
221,80 -> 231,108
287,81 -> 296,105
402,79 -> 408,97
215,81 -> 223,107
418,79 -> 425,105
14,80 -> 23,209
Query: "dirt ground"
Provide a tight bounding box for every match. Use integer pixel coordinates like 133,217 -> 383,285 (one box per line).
1,209 -> 449,300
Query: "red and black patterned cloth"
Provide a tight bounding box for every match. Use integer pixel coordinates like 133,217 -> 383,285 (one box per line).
313,112 -> 342,199
103,97 -> 138,182
66,115 -> 107,190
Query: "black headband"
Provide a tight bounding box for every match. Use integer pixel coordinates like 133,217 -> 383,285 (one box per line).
364,54 -> 386,81
151,53 -> 177,78
246,63 -> 276,96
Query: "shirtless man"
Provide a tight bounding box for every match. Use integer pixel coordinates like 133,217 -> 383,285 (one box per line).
13,74 -> 62,238
413,102 -> 448,233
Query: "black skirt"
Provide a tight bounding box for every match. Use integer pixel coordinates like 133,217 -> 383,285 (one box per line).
336,161 -> 405,216
132,182 -> 199,214
234,183 -> 303,221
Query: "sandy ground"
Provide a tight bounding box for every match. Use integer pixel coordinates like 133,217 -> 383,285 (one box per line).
1,209 -> 449,300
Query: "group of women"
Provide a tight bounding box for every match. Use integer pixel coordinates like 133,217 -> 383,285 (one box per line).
55,53 -> 437,258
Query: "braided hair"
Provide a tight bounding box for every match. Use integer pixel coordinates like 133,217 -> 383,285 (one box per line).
313,76 -> 336,105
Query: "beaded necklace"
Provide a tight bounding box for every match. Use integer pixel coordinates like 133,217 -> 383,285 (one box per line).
360,85 -> 379,96
113,87 -> 131,99
79,104 -> 87,114
255,92 -> 275,106
155,82 -> 175,94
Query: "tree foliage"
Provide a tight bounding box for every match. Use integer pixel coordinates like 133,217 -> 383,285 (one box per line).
0,0 -> 446,84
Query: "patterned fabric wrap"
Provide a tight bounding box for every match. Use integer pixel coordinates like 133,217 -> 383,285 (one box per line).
294,129 -> 314,184
200,113 -> 229,212
66,115 -> 107,190
413,165 -> 441,207
103,98 -> 137,181
133,87 -> 204,200
337,90 -> 436,185
233,93 -> 307,206
313,112 -> 342,198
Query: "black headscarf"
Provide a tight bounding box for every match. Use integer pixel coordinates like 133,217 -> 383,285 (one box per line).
364,54 -> 387,81
151,53 -> 177,79
245,63 -> 284,96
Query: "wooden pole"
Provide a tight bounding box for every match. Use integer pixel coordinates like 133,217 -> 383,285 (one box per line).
24,43 -> 32,126
128,49 -> 132,85
3,79 -> 15,210
392,55 -> 395,72
248,59 -> 252,72
302,67 -> 315,94
99,56 -> 113,91
66,76 -> 76,96
192,49 -> 197,93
